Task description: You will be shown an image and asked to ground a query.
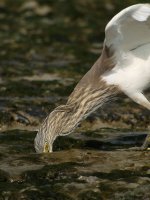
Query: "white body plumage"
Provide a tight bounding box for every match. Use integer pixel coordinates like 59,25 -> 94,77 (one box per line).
102,4 -> 150,109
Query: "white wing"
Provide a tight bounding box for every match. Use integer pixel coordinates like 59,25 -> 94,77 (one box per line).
105,4 -> 150,54
102,4 -> 150,110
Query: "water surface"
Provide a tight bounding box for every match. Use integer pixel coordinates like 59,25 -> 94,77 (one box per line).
0,0 -> 149,199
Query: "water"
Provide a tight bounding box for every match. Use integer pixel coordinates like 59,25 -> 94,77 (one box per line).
0,0 -> 149,199
0,129 -> 149,199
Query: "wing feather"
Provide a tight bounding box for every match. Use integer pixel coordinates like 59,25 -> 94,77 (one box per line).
105,4 -> 150,53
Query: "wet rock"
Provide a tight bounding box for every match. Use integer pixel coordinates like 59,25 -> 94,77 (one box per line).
78,191 -> 103,200
21,1 -> 52,16
0,169 -> 10,182
114,184 -> 150,200
0,110 -> 13,127
12,112 -> 30,125
0,0 -> 149,199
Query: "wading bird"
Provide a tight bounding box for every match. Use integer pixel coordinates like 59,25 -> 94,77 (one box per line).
35,4 -> 150,153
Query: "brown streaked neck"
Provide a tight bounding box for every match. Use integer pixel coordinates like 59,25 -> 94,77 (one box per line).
63,44 -> 118,129
66,81 -> 119,126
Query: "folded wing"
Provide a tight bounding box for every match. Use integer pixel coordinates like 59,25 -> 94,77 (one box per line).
105,4 -> 150,54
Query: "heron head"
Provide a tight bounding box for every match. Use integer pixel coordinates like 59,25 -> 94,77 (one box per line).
34,104 -> 77,153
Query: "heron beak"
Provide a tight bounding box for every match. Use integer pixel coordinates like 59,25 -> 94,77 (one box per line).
44,142 -> 53,153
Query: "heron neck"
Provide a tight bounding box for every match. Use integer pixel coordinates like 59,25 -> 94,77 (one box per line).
67,83 -> 118,126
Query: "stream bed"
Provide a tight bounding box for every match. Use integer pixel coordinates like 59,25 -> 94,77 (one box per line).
0,0 -> 149,199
